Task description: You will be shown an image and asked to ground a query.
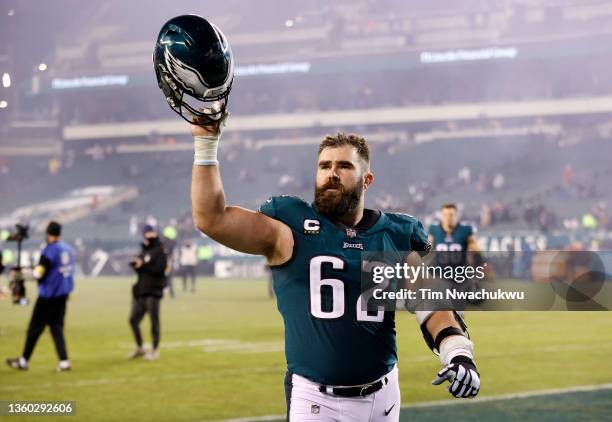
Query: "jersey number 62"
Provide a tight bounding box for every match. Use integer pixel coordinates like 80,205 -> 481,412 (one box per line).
309,256 -> 385,322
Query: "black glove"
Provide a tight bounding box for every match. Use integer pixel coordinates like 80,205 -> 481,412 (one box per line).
432,355 -> 480,398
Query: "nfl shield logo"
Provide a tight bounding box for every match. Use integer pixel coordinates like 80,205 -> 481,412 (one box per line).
311,404 -> 320,414
346,228 -> 357,238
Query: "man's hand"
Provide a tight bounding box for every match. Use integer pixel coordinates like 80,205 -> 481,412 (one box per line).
190,119 -> 221,137
432,356 -> 480,398
190,110 -> 228,138
131,257 -> 143,269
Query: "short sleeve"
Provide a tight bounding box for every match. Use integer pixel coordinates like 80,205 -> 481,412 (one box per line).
257,195 -> 311,232
258,197 -> 276,219
411,220 -> 431,256
468,224 -> 476,236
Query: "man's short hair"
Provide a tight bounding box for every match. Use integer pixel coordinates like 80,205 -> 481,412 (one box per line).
46,221 -> 62,236
441,203 -> 457,211
318,132 -> 370,163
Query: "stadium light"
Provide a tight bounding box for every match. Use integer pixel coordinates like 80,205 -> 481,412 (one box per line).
0,100 -> 8,109
38,63 -> 48,71
285,19 -> 294,28
2,73 -> 10,88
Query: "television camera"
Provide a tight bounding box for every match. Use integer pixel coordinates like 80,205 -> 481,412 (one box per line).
6,224 -> 30,305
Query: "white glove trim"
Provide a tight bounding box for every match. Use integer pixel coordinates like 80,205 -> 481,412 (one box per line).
439,335 -> 474,365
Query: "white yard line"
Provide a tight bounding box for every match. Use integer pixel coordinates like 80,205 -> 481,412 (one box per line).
118,338 -> 284,353
405,382 -> 612,408
0,366 -> 281,392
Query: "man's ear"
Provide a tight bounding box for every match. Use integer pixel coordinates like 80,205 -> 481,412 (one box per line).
364,171 -> 374,190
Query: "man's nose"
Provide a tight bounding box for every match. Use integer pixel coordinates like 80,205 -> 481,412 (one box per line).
328,173 -> 340,182
329,166 -> 340,179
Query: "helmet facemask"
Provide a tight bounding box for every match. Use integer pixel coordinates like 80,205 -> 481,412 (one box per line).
155,61 -> 231,126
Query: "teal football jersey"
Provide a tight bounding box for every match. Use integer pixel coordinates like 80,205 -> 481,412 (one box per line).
428,222 -> 474,267
259,195 -> 429,385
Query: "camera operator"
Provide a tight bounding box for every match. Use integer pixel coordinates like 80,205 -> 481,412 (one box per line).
128,225 -> 167,361
5,222 -> 75,372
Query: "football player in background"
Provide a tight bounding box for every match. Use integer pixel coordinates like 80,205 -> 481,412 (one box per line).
154,15 -> 481,421
428,203 -> 485,302
429,203 -> 479,257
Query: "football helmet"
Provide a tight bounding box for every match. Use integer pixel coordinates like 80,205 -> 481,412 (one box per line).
153,15 -> 234,125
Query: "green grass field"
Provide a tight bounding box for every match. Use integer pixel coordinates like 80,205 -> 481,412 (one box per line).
0,277 -> 611,421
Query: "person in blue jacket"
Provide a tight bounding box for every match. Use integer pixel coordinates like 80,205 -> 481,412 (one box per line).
6,221 -> 75,372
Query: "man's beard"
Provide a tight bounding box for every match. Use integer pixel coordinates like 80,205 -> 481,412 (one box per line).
314,179 -> 363,219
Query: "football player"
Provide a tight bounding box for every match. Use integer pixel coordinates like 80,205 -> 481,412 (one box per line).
154,15 -> 480,421
429,203 -> 479,259
428,203 -> 485,302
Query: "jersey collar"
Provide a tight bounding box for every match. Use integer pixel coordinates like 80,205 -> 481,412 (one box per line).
312,206 -> 386,236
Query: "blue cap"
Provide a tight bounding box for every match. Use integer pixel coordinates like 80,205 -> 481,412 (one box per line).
142,224 -> 156,235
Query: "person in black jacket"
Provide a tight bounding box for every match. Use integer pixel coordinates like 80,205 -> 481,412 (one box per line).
128,225 -> 167,361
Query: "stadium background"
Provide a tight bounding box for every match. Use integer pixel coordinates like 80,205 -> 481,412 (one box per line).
1,0 -> 611,420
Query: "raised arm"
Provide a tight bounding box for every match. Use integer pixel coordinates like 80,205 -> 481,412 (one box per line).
190,117 -> 293,265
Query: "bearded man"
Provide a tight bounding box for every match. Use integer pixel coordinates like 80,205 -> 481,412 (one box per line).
190,124 -> 481,421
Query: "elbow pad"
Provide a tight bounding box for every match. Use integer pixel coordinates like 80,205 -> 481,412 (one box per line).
417,310 -> 469,354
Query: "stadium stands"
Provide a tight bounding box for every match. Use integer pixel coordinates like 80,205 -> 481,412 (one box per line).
3,0 -> 612,245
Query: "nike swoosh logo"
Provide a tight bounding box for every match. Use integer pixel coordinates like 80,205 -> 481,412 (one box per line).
384,404 -> 395,416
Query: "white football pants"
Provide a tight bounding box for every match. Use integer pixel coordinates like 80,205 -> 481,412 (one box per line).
286,366 -> 400,422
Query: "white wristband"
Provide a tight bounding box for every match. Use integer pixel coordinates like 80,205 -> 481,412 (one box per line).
193,111 -> 229,166
194,135 -> 220,166
439,335 -> 474,365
